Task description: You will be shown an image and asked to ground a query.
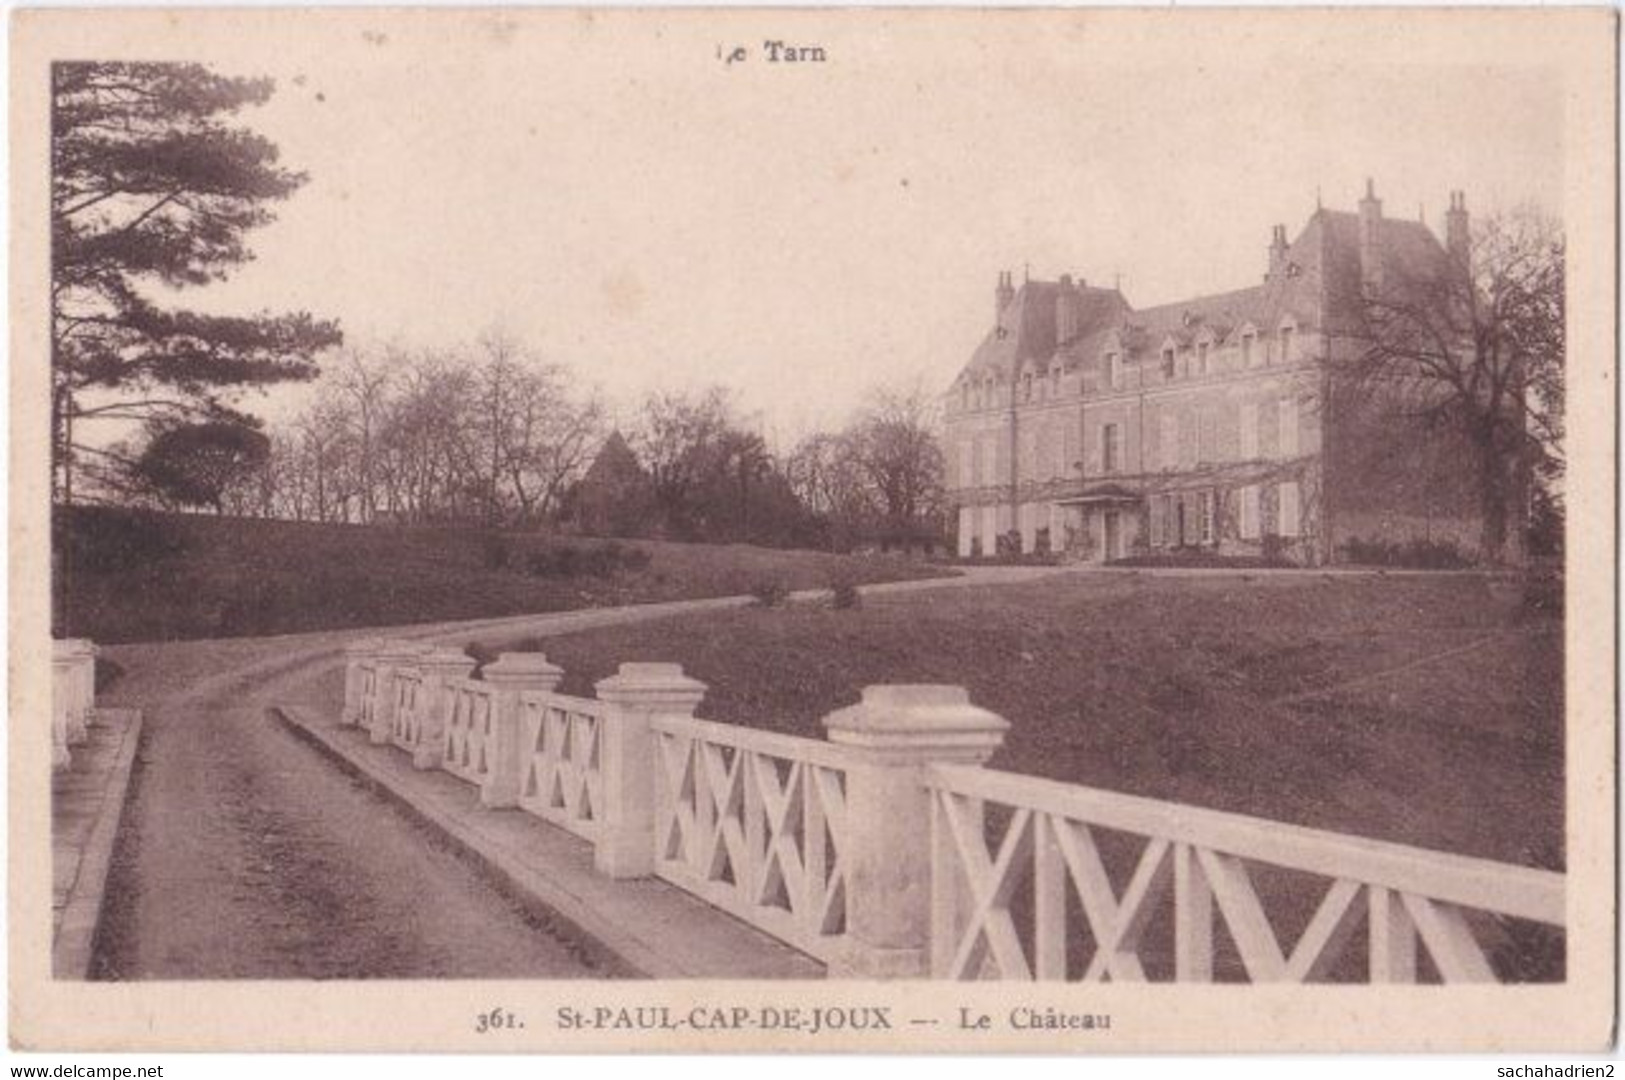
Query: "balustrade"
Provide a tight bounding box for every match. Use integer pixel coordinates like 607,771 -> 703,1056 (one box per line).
924,763 -> 1564,983
332,646 -> 1565,983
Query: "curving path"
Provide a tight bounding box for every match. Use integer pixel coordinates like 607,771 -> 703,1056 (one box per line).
91,567 -> 1062,979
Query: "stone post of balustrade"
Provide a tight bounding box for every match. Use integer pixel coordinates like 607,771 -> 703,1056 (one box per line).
50,643 -> 74,769
411,648 -> 478,770
593,663 -> 707,880
67,639 -> 98,739
368,640 -> 431,746
822,684 -> 1009,978
53,639 -> 95,744
340,638 -> 385,726
479,653 -> 564,809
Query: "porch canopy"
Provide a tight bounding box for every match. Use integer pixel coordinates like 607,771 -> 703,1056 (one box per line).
1052,484 -> 1142,507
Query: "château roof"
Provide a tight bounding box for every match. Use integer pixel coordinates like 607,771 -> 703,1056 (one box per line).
953,198 -> 1453,388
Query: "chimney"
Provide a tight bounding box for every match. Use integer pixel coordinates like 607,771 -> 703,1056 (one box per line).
1358,178 -> 1384,294
1055,275 -> 1082,343
1445,190 -> 1470,275
995,270 -> 1015,321
1268,224 -> 1289,279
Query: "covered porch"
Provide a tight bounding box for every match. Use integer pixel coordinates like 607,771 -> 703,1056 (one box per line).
1051,485 -> 1144,563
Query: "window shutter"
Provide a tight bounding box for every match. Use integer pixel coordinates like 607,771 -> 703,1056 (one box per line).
1279,481 -> 1301,537
1240,403 -> 1258,459
1280,397 -> 1300,457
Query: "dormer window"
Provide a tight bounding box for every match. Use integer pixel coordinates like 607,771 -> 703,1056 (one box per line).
1106,352 -> 1122,389
1161,346 -> 1176,379
1278,321 -> 1296,364
1022,372 -> 1033,401
1197,340 -> 1211,375
1242,330 -> 1258,368
1050,366 -> 1061,396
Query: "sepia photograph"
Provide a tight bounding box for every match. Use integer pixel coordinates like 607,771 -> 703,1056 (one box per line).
9,5 -> 1616,1055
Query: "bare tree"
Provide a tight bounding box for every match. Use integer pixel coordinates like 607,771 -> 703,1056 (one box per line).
628,386 -> 735,537
1336,207 -> 1563,563
332,346 -> 394,524
845,383 -> 946,532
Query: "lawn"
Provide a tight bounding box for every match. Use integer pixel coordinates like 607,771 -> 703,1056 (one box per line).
471,573 -> 1562,868
57,506 -> 952,643
470,572 -> 1564,980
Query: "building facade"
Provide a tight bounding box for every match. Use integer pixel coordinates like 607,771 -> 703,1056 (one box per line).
942,183 -> 1503,565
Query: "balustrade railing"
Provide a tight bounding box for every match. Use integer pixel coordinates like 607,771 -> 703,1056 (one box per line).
441,678 -> 496,786
925,763 -> 1565,983
651,714 -> 851,963
353,660 -> 379,730
334,643 -> 1566,983
389,668 -> 425,752
516,692 -> 609,841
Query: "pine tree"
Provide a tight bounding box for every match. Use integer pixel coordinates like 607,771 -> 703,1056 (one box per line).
51,61 -> 342,504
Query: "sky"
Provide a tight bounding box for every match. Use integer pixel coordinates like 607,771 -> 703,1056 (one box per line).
151,10 -> 1565,450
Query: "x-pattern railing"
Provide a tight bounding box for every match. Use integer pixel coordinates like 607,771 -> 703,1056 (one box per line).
516,693 -> 606,840
440,679 -> 494,786
355,662 -> 379,729
650,715 -> 850,963
389,669 -> 424,752
927,764 -> 1564,983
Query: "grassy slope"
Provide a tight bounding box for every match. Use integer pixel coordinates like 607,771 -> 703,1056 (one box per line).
472,574 -> 1562,871
472,573 -> 1563,979
60,509 -> 950,643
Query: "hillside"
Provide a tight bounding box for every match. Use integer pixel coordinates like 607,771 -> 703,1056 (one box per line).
55,506 -> 951,643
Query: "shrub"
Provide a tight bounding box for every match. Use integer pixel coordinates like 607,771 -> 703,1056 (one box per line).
751,580 -> 790,607
1403,539 -> 1471,569
525,541 -> 652,578
830,579 -> 861,610
464,640 -> 498,673
1339,536 -> 1472,570
1261,534 -> 1292,566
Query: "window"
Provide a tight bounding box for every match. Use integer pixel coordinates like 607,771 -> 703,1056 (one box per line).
1198,491 -> 1215,544
1022,373 -> 1033,402
1278,481 -> 1301,537
1161,346 -> 1176,378
960,441 -> 975,487
1279,324 -> 1295,364
1102,423 -> 1121,474
1159,412 -> 1177,470
1107,352 -> 1122,389
1242,331 -> 1258,368
1240,484 -> 1261,539
1051,367 -> 1061,396
1196,409 -> 1215,463
1197,341 -> 1211,375
1240,402 -> 1258,459
1279,397 -> 1299,457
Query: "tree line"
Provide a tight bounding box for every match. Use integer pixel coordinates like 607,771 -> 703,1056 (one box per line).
80,333 -> 949,550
